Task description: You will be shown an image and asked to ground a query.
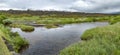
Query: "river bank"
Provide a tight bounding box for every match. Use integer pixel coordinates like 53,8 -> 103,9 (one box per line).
60,22 -> 120,55
0,24 -> 28,55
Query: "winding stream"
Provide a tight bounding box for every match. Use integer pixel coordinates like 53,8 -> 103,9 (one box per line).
11,22 -> 109,55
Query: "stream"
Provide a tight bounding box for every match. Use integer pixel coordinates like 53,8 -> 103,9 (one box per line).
11,22 -> 109,55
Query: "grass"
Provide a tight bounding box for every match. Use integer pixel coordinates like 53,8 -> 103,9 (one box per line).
45,24 -> 58,29
10,24 -> 35,32
0,12 -> 120,55
1,12 -> 120,26
9,16 -> 110,24
0,24 -> 28,52
8,16 -> 112,29
9,15 -> 120,26
0,36 -> 11,55
20,25 -> 34,32
60,22 -> 120,55
0,15 -> 29,55
3,14 -> 119,29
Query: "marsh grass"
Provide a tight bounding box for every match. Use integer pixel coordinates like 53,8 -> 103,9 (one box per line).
0,36 -> 12,55
10,16 -> 110,26
0,24 -> 28,52
10,23 -> 35,32
20,25 -> 34,32
45,24 -> 58,29
60,22 -> 120,55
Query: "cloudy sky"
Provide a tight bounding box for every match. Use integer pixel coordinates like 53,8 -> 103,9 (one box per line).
0,0 -> 120,13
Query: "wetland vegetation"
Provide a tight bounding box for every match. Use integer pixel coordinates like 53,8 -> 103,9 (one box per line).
60,22 -> 120,55
0,10 -> 120,55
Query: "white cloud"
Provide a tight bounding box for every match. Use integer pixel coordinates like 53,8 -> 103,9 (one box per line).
0,0 -> 120,13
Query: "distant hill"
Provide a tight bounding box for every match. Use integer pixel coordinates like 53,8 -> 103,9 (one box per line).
0,10 -> 114,17
110,12 -> 120,14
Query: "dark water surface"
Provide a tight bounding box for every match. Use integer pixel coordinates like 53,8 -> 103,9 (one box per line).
11,22 -> 109,55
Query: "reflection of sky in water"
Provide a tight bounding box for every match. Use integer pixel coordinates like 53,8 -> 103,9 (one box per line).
11,22 -> 108,55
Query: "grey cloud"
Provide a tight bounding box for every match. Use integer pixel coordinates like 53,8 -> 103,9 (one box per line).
0,0 -> 120,13
68,0 -> 120,13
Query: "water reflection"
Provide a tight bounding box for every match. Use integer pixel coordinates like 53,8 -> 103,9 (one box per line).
11,22 -> 109,55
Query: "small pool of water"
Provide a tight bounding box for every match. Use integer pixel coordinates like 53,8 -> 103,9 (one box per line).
11,22 -> 109,55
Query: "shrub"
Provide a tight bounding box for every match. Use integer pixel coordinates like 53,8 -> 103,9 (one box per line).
0,15 -> 8,23
2,19 -> 13,25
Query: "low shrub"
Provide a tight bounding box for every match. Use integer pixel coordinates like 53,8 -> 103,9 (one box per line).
0,15 -> 8,23
2,19 -> 13,25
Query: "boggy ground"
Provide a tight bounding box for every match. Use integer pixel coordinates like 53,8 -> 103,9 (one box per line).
0,12 -> 120,55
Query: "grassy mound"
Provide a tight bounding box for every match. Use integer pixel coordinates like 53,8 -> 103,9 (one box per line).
10,24 -> 34,32
60,22 -> 120,55
20,25 -> 34,32
45,24 -> 58,29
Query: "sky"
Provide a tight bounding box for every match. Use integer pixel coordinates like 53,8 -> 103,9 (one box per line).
0,0 -> 120,13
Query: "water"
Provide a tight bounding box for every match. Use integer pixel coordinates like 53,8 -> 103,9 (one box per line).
11,22 -> 109,55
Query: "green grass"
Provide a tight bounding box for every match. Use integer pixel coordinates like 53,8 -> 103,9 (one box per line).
0,36 -> 11,55
20,25 -> 34,32
0,24 -> 28,52
60,22 -> 120,55
0,15 -> 29,54
45,24 -> 58,29
1,12 -> 120,26
9,15 -> 120,27
10,16 -> 110,25
10,23 -> 35,32
3,14 -> 119,29
0,12 -> 120,55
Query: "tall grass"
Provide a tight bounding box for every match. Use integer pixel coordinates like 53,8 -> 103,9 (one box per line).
60,22 -> 120,55
0,24 -> 28,52
0,36 -> 12,55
